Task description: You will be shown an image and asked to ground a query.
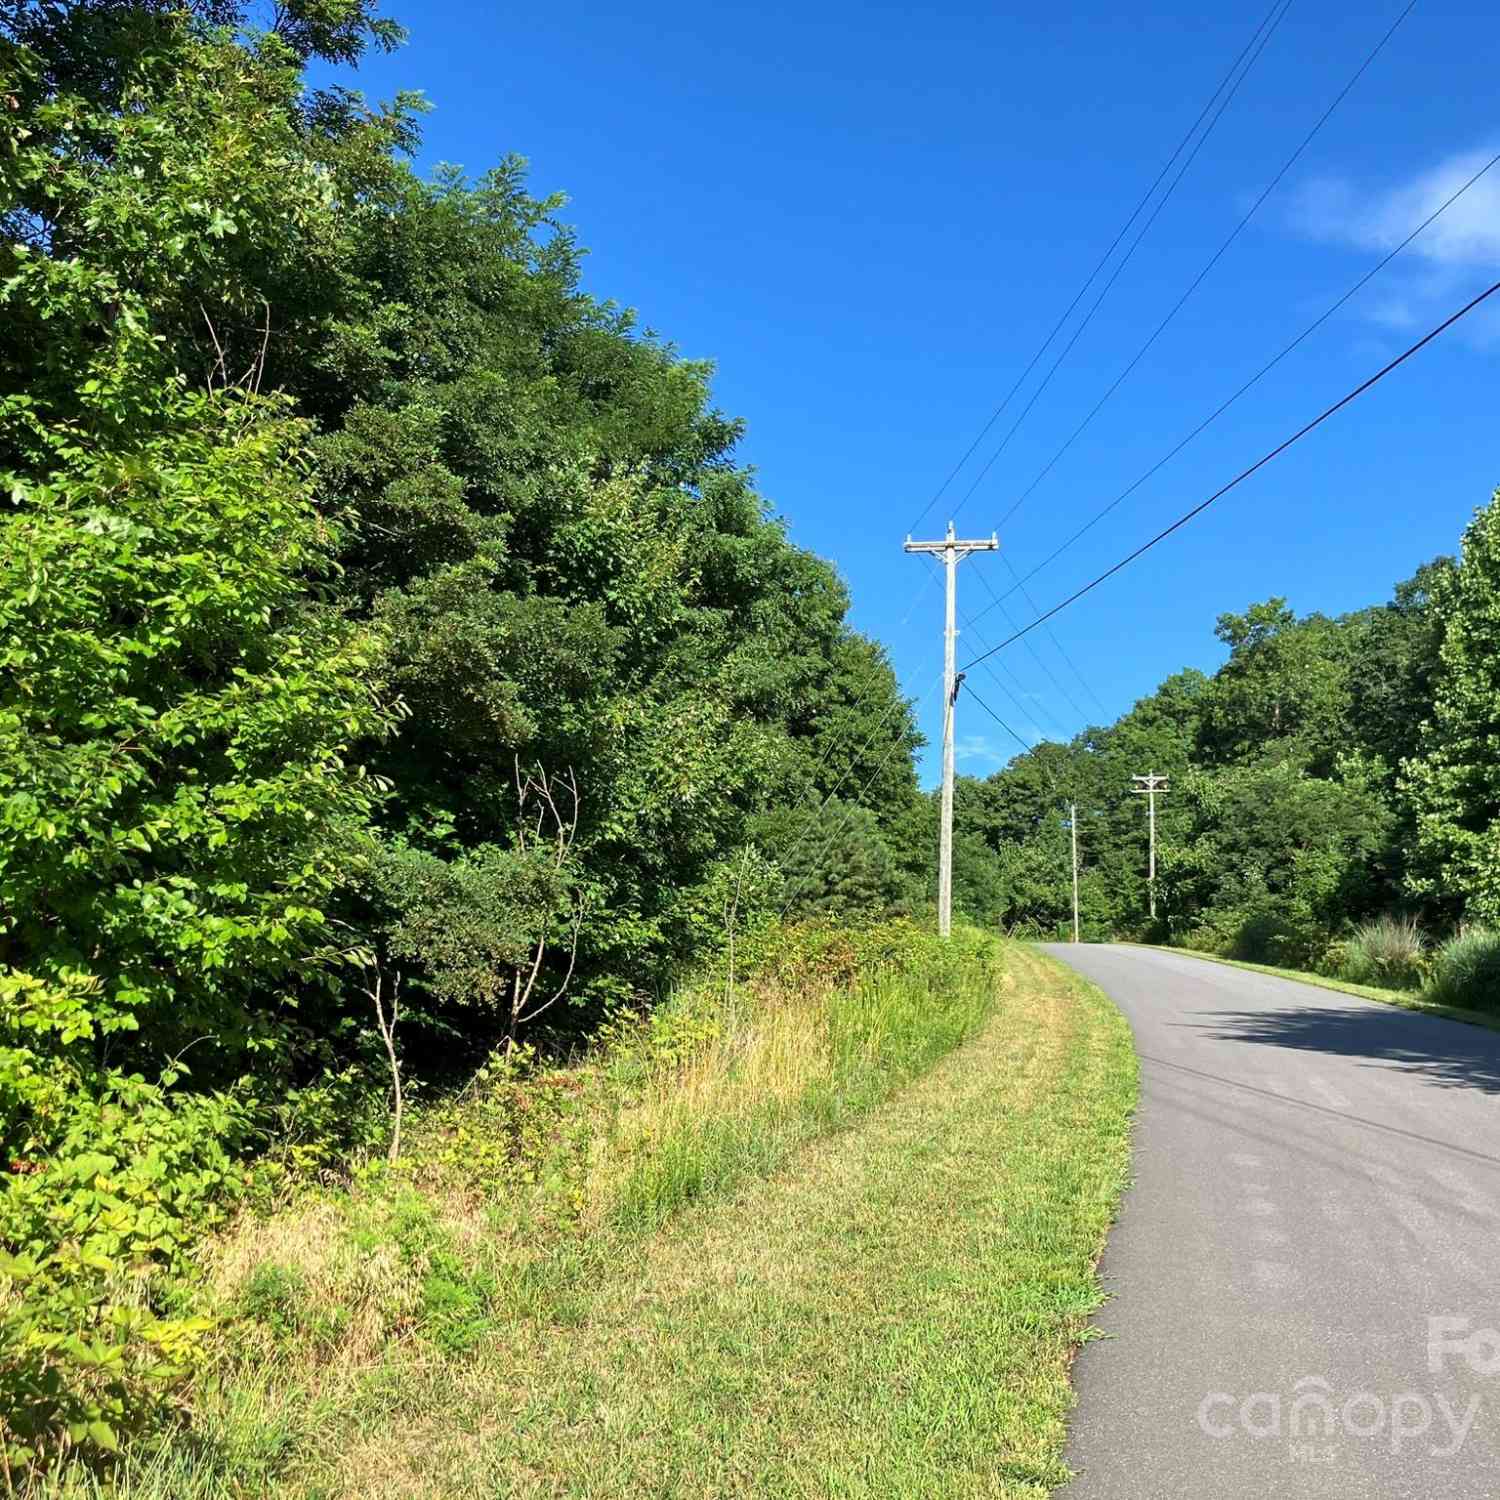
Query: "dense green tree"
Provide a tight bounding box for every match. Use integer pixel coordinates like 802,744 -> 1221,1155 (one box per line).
752,800 -> 913,920
0,0 -> 924,1063
1405,494 -> 1500,923
957,567 -> 1467,955
1196,600 -> 1352,775
0,9 -> 399,1077
1160,763 -> 1393,961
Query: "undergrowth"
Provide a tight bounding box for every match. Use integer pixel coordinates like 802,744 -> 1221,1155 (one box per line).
22,919 -> 1001,1497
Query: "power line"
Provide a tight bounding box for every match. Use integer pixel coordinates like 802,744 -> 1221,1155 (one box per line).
999,552 -> 1111,719
962,682 -> 1076,807
960,277 -> 1500,674
775,0 -> 1393,884
972,146 -> 1500,622
961,682 -> 1035,758
995,0 -> 1417,533
779,1 -> 1296,875
938,0 -> 1294,531
960,600 -> 1083,750
904,0 -> 1289,537
971,568 -> 1092,725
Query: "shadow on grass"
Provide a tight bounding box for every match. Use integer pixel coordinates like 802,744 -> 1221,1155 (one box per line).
1181,1004 -> 1500,1095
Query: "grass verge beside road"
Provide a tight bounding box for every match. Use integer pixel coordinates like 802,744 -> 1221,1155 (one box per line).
59,936 -> 1136,1499
298,942 -> 1136,1499
1139,944 -> 1500,1034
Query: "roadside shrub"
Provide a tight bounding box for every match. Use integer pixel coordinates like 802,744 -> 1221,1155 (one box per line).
1341,915 -> 1428,990
1425,928 -> 1500,1011
1314,939 -> 1350,979
0,1062 -> 255,1474
1227,905 -> 1321,968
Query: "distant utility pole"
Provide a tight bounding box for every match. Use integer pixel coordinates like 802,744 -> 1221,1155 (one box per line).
904,520 -> 998,938
1131,772 -> 1170,919
1069,801 -> 1080,944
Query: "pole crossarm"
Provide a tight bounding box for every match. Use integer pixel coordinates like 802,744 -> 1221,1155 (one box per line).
903,532 -> 1000,559
904,521 -> 998,939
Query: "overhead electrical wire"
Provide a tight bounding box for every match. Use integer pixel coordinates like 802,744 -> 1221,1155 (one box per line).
969,146 -> 1500,623
786,0 -> 1301,876
958,601 -> 1080,747
960,277 -> 1500,675
959,682 -> 1034,758
926,0 -> 1422,732
773,0 -> 1415,875
970,569 -> 1093,724
999,554 -> 1111,717
961,683 -> 1077,809
909,0 -> 1293,538
994,0 -> 1418,533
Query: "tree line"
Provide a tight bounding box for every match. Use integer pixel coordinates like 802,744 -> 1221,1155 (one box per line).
0,2 -> 955,1457
0,0 -> 933,1114
947,514 -> 1500,985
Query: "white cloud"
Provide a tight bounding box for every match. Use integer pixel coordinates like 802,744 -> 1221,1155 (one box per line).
955,730 -> 1038,768
1286,147 -> 1500,348
1290,147 -> 1500,269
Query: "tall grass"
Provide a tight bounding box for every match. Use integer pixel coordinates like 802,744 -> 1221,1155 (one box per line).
1426,926 -> 1500,1011
34,921 -> 1003,1499
1341,914 -> 1428,991
605,926 -> 998,1229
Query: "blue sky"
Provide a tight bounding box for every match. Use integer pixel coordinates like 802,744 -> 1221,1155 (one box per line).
323,0 -> 1500,787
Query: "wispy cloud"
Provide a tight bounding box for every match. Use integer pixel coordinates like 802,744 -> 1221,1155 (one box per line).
1290,147 -> 1500,267
955,730 -> 1037,769
1287,146 -> 1500,344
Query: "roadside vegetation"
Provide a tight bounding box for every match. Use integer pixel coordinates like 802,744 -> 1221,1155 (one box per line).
0,1 -> 954,1482
11,0 -> 1500,1490
1156,915 -> 1500,1023
950,510 -> 1500,1019
28,935 -> 1133,1500
1136,941 -> 1500,1034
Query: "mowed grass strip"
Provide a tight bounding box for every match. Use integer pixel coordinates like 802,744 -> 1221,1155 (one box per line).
317,943 -> 1136,1499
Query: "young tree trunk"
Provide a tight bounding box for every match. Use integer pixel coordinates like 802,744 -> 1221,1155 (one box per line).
366,967 -> 404,1163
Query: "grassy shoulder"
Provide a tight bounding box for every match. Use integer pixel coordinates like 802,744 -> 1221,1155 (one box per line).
1134,943 -> 1500,1034
52,933 -> 1136,1499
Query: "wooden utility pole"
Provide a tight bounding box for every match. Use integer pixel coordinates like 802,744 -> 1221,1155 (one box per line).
904,521 -> 998,937
1070,801 -> 1080,944
1130,772 -> 1170,919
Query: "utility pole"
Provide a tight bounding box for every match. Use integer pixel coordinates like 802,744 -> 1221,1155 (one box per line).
1130,772 -> 1170,919
1069,801 -> 1080,944
904,520 -> 998,937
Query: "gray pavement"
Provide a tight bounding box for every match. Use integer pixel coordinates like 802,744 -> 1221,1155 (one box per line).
1044,943 -> 1500,1499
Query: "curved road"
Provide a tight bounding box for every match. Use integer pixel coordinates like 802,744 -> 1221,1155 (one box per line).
1046,943 -> 1500,1499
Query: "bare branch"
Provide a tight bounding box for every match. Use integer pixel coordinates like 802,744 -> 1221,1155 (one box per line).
517,901 -> 583,1028
198,301 -> 229,393
237,297 -> 273,394
364,964 -> 405,1164
515,927 -> 548,1018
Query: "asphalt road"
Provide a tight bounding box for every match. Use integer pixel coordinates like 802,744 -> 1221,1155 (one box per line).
1043,943 -> 1500,1499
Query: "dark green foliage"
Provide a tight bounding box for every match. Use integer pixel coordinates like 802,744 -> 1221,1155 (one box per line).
1404,493 -> 1500,924
954,550 -> 1479,956
0,0 -> 928,1468
752,801 -> 914,920
1427,928 -> 1500,1011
